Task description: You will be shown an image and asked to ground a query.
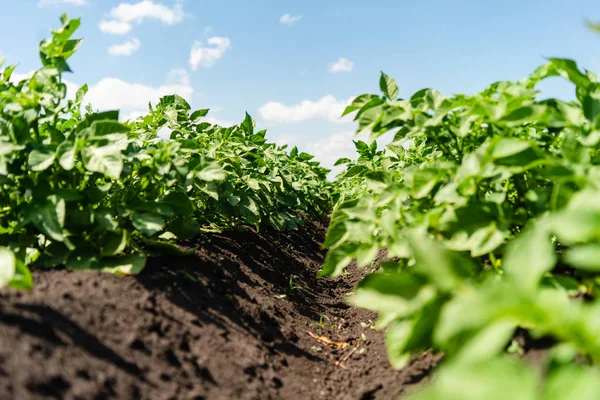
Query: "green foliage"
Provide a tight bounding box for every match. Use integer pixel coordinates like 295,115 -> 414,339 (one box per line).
0,15 -> 331,289
325,45 -> 600,395
8,13 -> 600,397
406,356 -> 600,400
587,20 -> 600,35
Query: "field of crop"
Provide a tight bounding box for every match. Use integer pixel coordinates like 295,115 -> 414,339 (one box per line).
3,14 -> 600,400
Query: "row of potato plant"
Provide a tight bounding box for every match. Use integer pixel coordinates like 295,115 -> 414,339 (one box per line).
0,15 -> 331,289
323,43 -> 600,398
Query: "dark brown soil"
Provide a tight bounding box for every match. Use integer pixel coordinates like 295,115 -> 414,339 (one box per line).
0,219 -> 440,400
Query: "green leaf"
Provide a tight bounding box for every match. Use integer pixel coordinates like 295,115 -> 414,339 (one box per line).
3,64 -> 17,82
0,247 -> 16,289
158,94 -> 191,111
100,230 -> 129,256
323,221 -> 350,249
319,247 -> 354,277
354,140 -> 369,153
541,274 -> 580,295
94,209 -> 118,231
239,196 -> 261,224
542,365 -> 600,400
586,20 -> 600,34
334,157 -> 352,166
90,120 -> 129,137
402,298 -> 445,354
10,259 -> 33,291
407,231 -> 477,292
561,131 -> 587,163
167,217 -> 200,239
159,191 -> 195,217
140,238 -> 196,257
406,168 -> 441,199
241,112 -> 254,135
298,152 -> 314,161
227,193 -> 241,206
379,72 -> 399,100
491,138 -> 531,159
563,244 -> 600,271
65,253 -> 101,270
132,212 -> 164,237
552,212 -> 600,245
582,91 -> 600,121
355,243 -> 380,268
453,321 -> 516,364
342,94 -> 381,117
349,272 -> 432,317
197,163 -> 225,181
81,143 -> 125,179
446,222 -> 506,257
190,108 -> 209,121
490,137 -> 545,169
342,206 -> 376,221
86,110 -> 119,123
76,83 -> 88,103
56,141 -> 76,170
406,358 -> 537,400
25,198 -> 69,244
548,58 -> 591,90
28,148 -> 56,171
499,105 -> 546,126
503,221 -> 556,292
102,254 -> 147,276
384,320 -> 413,369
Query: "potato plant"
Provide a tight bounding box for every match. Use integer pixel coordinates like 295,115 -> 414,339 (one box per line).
324,42 -> 600,398
0,15 -> 331,289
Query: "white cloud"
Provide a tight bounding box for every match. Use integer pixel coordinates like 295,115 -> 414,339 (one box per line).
98,20 -> 132,35
108,0 -> 185,25
165,68 -> 190,86
329,57 -> 354,73
279,13 -> 302,26
258,95 -> 354,124
85,68 -> 193,121
189,37 -> 231,70
7,67 -> 193,123
99,1 -> 185,35
311,131 -> 357,170
107,37 -> 141,56
38,0 -> 86,6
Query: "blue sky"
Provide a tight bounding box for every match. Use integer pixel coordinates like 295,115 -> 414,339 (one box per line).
1,0 -> 599,171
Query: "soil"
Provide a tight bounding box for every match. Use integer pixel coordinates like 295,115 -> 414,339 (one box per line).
0,219 -> 441,400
